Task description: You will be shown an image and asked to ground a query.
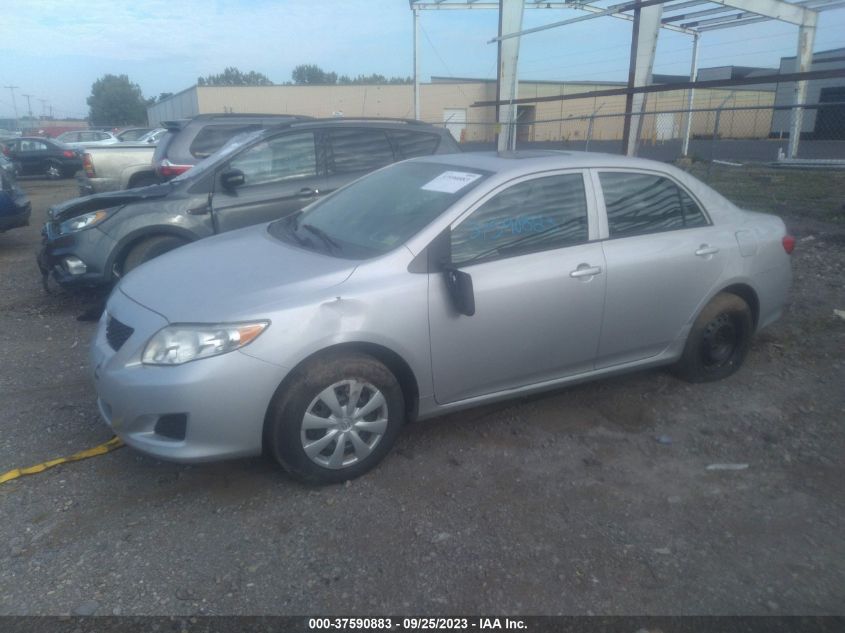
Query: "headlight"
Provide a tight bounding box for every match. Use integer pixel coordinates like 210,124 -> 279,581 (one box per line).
142,321 -> 269,366
59,209 -> 114,234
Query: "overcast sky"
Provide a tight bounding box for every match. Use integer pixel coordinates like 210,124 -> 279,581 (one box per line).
2,0 -> 843,121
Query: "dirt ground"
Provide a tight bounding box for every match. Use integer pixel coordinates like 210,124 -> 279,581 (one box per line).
0,169 -> 843,616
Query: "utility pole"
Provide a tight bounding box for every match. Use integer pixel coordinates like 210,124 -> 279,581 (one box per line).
38,98 -> 48,118
4,85 -> 19,130
22,94 -> 34,118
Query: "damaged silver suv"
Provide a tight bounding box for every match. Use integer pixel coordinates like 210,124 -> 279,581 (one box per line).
38,118 -> 460,289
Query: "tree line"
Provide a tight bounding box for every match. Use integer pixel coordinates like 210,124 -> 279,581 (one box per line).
87,66 -> 411,126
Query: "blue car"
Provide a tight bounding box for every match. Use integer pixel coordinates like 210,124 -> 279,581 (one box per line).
0,155 -> 31,232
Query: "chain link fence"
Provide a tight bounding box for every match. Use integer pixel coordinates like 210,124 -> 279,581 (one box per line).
447,91 -> 845,168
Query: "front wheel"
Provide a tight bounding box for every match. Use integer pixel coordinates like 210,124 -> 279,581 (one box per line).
673,292 -> 753,383
266,352 -> 405,484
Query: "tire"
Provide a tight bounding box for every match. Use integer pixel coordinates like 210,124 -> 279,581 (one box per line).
45,161 -> 62,180
266,352 -> 405,484
674,292 -> 753,383
122,235 -> 187,275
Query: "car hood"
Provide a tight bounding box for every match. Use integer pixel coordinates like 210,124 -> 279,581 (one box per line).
118,223 -> 357,323
49,182 -> 172,221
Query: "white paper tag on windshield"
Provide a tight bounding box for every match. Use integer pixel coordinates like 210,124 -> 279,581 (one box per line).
421,171 -> 481,194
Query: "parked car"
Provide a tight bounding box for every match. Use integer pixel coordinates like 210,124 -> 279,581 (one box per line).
0,155 -> 31,232
39,118 -> 460,288
77,143 -> 157,196
55,130 -> 120,148
115,128 -> 153,142
136,128 -> 166,145
90,151 -> 793,483
151,113 -> 312,180
2,137 -> 83,179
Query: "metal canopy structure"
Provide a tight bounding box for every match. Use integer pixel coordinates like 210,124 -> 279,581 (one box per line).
408,0 -> 845,156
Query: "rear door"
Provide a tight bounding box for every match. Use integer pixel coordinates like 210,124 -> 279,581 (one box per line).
15,140 -> 50,175
211,131 -> 326,233
594,170 -> 732,368
323,128 -> 397,195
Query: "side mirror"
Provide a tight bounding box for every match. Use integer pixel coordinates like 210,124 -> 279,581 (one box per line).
220,168 -> 245,190
443,265 -> 475,317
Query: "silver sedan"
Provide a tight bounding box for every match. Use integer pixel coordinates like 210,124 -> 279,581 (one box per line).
91,151 -> 793,483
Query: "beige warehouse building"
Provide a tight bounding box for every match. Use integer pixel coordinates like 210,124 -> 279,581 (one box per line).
147,76 -> 776,144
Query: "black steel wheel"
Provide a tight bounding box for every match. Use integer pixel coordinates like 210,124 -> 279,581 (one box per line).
674,292 -> 753,383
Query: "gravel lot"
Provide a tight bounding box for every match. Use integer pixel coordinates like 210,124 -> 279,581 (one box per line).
1,172 -> 843,616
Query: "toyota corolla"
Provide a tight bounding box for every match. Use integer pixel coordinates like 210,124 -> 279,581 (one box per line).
91,151 -> 793,483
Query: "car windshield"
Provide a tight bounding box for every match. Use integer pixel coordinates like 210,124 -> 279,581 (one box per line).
170,129 -> 266,183
268,161 -> 491,259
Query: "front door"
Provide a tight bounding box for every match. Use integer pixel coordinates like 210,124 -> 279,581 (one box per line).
211,131 -> 326,234
428,171 -> 606,404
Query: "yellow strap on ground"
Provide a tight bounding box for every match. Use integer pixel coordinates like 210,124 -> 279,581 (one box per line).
0,436 -> 125,485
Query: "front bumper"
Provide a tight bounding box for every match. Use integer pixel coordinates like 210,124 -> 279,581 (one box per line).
90,289 -> 288,462
38,220 -> 117,288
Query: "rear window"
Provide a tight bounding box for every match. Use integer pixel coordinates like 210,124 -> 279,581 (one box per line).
189,124 -> 264,158
388,131 -> 441,159
327,128 -> 395,175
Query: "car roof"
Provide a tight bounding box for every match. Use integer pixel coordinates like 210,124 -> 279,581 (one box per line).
262,117 -> 445,135
411,150 -> 674,174
410,150 -> 739,218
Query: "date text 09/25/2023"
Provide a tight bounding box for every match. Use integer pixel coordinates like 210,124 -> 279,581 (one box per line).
307,617 -> 527,630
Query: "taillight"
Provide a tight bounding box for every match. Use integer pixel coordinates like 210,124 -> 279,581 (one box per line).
83,153 -> 95,177
156,159 -> 191,179
62,150 -> 76,158
782,235 -> 795,254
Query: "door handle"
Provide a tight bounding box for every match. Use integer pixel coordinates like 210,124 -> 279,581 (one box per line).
695,244 -> 719,257
298,187 -> 318,197
569,264 -> 602,279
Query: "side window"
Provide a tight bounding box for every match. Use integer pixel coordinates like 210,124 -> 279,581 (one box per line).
22,140 -> 47,152
600,172 -> 702,238
388,131 -> 440,159
228,132 -> 317,187
190,124 -> 263,158
451,173 -> 589,266
327,129 -> 394,175
680,189 -> 709,228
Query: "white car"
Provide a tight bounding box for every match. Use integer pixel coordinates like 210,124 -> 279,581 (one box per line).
55,130 -> 119,148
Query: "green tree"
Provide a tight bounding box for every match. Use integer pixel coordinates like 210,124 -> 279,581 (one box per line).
87,74 -> 148,126
291,64 -> 337,85
198,67 -> 273,86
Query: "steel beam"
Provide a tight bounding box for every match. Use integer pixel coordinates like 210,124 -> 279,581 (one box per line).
695,16 -> 769,30
413,7 -> 421,119
788,12 -> 818,158
682,31 -> 700,156
624,2 -> 663,156
497,0 -> 524,152
701,0 -> 814,25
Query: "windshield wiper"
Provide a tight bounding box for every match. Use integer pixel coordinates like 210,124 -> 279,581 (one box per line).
301,223 -> 341,253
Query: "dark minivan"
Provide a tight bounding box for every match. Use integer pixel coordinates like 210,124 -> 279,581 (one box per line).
38,118 -> 460,288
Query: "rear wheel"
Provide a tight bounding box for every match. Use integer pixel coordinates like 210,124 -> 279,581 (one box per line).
122,235 -> 187,275
674,292 -> 753,383
266,352 -> 405,484
45,161 -> 62,180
